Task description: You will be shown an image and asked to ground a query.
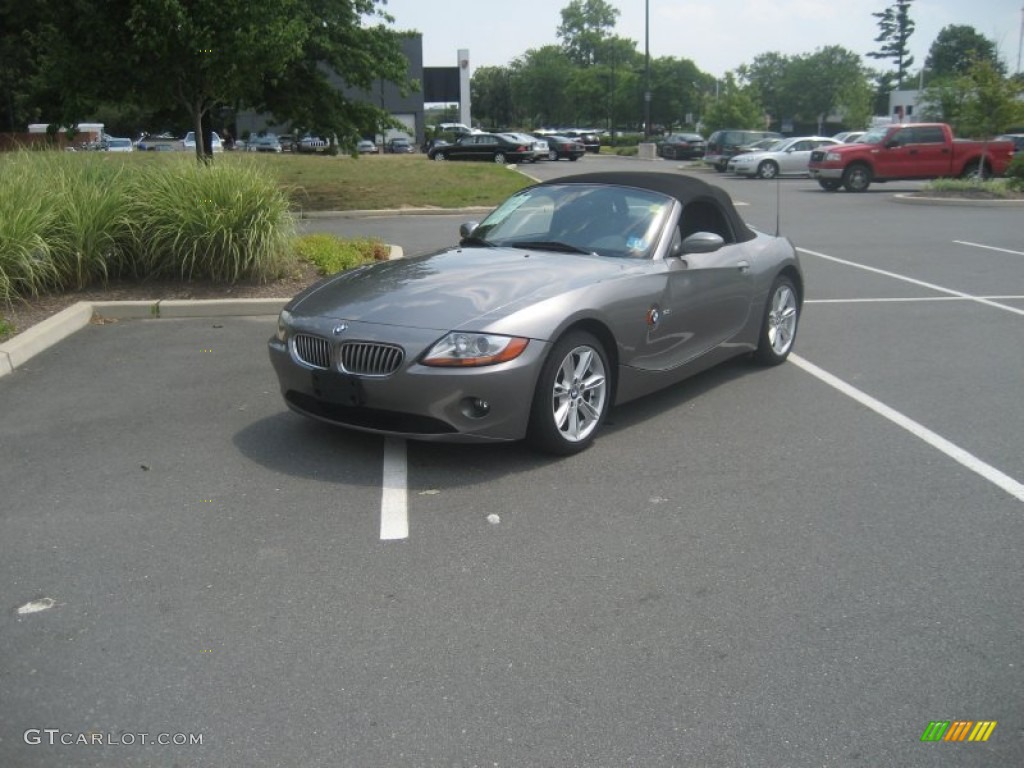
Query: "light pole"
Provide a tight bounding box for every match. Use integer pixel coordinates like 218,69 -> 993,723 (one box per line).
643,0 -> 651,137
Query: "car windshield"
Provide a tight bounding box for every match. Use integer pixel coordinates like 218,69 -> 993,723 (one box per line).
469,183 -> 673,259
860,129 -> 888,144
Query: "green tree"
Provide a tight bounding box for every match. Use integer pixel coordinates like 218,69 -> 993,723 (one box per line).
957,59 -> 1024,137
24,0 -> 410,159
787,46 -> 870,133
867,0 -> 915,88
925,25 -> 1004,80
511,46 -> 577,127
471,66 -> 516,129
557,0 -> 620,67
701,74 -> 764,134
648,56 -> 706,131
0,0 -> 46,130
737,52 -> 797,129
919,59 -> 1024,135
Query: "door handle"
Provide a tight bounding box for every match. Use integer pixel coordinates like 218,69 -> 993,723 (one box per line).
737,260 -> 750,272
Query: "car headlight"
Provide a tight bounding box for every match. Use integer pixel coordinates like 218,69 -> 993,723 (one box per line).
422,332 -> 529,367
275,309 -> 292,342
824,151 -> 842,162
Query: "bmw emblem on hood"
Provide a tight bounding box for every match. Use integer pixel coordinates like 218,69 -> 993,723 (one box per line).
332,323 -> 348,335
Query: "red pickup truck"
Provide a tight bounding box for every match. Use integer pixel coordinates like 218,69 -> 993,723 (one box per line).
807,123 -> 1014,192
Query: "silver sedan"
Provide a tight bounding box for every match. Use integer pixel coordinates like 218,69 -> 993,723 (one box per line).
269,172 -> 803,454
728,136 -> 842,179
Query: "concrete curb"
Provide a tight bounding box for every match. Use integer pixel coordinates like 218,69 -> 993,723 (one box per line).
0,244 -> 405,380
892,193 -> 1024,207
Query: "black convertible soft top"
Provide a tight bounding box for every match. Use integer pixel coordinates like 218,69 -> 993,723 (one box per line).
544,171 -> 756,243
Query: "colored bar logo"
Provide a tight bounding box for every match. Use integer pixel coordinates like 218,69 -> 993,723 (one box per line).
921,721 -> 996,742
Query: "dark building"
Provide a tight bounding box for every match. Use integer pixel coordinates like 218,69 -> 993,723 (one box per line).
236,33 -> 425,146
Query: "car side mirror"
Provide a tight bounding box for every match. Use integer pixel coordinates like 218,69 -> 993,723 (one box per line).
459,221 -> 479,238
681,232 -> 725,254
885,139 -> 900,149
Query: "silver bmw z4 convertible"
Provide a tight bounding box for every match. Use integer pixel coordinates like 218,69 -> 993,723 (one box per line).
269,172 -> 803,454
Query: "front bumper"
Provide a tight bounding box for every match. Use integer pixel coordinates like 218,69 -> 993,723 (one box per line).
268,320 -> 550,443
808,167 -> 843,180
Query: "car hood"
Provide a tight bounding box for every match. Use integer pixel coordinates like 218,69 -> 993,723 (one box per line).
288,246 -> 639,330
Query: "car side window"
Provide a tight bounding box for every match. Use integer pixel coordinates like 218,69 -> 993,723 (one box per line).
679,201 -> 734,244
914,126 -> 945,144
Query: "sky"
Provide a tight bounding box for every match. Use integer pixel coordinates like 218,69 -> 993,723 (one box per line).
375,0 -> 1024,79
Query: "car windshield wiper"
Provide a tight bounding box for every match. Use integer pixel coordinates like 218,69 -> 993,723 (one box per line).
505,240 -> 595,255
460,235 -> 495,247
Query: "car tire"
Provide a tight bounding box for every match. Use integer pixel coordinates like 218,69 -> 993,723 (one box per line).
757,160 -> 779,179
494,152 -> 507,164
569,155 -> 579,161
527,331 -> 610,455
432,152 -> 447,162
549,150 -> 559,161
842,163 -> 871,192
753,275 -> 799,366
715,163 -> 727,172
960,160 -> 988,180
818,179 -> 841,192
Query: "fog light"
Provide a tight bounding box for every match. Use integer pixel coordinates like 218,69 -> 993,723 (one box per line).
460,397 -> 491,419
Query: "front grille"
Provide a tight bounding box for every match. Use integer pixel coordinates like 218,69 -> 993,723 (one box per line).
293,333 -> 331,369
339,342 -> 404,377
810,150 -> 825,162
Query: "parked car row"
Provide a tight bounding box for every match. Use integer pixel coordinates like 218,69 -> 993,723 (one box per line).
426,131 -> 587,164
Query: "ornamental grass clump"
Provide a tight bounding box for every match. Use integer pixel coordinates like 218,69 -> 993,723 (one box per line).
130,157 -> 297,282
0,155 -> 61,301
47,154 -> 135,289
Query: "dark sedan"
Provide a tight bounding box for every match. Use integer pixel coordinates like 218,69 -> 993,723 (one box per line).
541,135 -> 586,161
385,137 -> 415,154
658,133 -> 706,160
428,133 -> 533,163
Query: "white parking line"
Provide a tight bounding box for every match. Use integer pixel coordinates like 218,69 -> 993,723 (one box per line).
790,354 -> 1024,504
954,240 -> 1024,257
797,247 -> 1024,317
806,295 -> 1024,304
380,438 -> 408,540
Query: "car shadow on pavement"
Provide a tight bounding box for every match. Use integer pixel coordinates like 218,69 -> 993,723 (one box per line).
233,411 -> 387,487
234,356 -> 763,490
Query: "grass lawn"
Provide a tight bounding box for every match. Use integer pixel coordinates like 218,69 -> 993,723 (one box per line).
260,153 -> 532,211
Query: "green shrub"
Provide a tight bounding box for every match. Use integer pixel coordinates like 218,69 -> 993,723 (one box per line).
1005,152 -> 1024,191
295,234 -> 388,274
0,317 -> 15,340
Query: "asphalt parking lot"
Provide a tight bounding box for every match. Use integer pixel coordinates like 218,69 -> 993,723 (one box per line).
2,157 -> 1022,767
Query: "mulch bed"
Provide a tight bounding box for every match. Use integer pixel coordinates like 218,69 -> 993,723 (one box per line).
1,262 -> 323,343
